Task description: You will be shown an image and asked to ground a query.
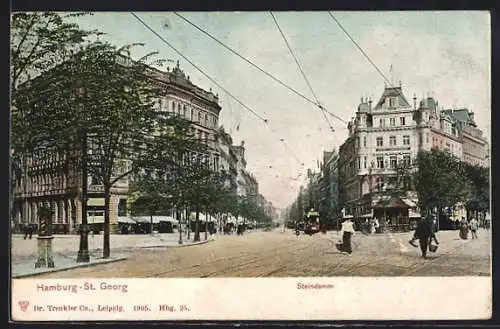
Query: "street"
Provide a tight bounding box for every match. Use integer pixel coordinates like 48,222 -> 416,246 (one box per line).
31,229 -> 490,278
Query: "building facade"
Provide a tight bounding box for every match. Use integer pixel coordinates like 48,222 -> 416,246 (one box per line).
338,82 -> 489,228
442,108 -> 488,167
12,60 -> 222,233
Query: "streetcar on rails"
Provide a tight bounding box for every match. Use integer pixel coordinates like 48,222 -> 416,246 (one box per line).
304,209 -> 322,235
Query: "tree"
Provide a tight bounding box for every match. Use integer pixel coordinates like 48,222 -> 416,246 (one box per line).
28,41 -> 167,258
129,179 -> 170,234
183,153 -> 213,242
414,148 -> 472,216
463,163 -> 489,217
134,113 -> 208,238
11,12 -> 100,224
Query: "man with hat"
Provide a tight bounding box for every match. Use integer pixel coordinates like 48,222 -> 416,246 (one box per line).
409,215 -> 439,258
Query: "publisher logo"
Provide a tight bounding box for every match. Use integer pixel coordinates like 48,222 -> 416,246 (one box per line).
18,301 -> 29,312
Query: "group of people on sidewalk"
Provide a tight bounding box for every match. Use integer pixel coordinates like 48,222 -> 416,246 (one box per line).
335,213 -> 484,258
459,217 -> 479,240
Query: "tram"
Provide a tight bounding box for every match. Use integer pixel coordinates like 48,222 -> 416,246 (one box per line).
304,209 -> 321,235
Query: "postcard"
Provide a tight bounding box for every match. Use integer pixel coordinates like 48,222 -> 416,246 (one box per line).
10,10 -> 491,321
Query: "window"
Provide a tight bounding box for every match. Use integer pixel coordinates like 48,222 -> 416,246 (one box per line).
400,117 -> 406,125
376,137 -> 383,147
379,118 -> 385,127
426,133 -> 429,144
403,135 -> 410,145
177,103 -> 181,115
390,155 -> 397,169
364,156 -> 367,169
389,136 -> 396,146
172,101 -> 176,112
183,105 -> 187,117
190,109 -> 194,120
389,97 -> 397,107
377,156 -> 384,169
357,157 -> 361,169
205,114 -> 208,126
389,118 -> 396,126
363,136 -> 367,147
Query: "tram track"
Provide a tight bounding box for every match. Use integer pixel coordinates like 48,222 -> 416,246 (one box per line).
144,235 -> 313,278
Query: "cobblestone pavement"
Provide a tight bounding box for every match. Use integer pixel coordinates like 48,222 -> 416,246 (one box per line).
11,232 -> 213,277
31,229 -> 491,278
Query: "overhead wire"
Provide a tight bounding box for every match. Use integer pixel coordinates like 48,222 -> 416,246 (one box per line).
130,12 -> 303,165
173,11 -> 348,127
327,11 -> 413,107
131,12 -> 268,124
269,11 -> 336,133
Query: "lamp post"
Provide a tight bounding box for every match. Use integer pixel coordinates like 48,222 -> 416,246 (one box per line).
76,87 -> 90,263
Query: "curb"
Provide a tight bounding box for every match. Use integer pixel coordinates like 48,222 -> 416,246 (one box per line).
134,238 -> 215,249
12,256 -> 128,279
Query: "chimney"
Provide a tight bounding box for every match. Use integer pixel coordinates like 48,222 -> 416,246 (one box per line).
469,112 -> 475,121
413,94 -> 417,110
368,97 -> 372,110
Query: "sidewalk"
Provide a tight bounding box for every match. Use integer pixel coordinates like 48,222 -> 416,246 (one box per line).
11,232 -> 214,278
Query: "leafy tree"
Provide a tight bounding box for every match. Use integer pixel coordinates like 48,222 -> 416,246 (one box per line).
136,114 -> 209,242
11,12 -> 100,223
129,179 -> 170,233
183,154 -> 213,242
414,148 -> 472,216
463,163 -> 490,216
27,41 -> 167,258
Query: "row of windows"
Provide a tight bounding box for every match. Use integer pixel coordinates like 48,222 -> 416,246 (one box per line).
378,116 -> 407,127
158,99 -> 218,128
353,154 -> 411,170
344,153 -> 411,176
375,135 -> 411,147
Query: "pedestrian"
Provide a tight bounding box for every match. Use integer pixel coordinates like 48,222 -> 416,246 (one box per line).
429,214 -> 439,245
409,216 -> 438,258
28,224 -> 33,239
459,217 -> 469,240
23,224 -> 29,240
335,218 -> 355,255
469,217 -> 479,239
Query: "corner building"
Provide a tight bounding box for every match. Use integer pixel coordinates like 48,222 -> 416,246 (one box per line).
338,82 -> 488,230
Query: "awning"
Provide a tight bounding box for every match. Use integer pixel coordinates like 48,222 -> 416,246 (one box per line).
374,196 -> 410,209
343,214 -> 353,219
117,216 -> 136,224
132,216 -> 163,224
401,198 -> 417,208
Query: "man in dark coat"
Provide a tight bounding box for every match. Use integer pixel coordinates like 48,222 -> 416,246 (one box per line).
409,216 -> 438,258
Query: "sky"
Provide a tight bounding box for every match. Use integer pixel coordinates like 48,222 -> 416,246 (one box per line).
68,11 -> 490,209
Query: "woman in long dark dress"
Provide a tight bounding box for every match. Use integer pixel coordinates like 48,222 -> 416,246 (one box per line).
459,217 -> 469,240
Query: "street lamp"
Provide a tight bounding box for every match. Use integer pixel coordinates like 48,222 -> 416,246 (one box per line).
76,87 -> 90,263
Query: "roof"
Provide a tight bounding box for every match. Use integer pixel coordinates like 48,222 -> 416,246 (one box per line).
373,86 -> 411,110
357,103 -> 370,113
374,195 -> 410,209
445,108 -> 475,125
419,97 -> 438,112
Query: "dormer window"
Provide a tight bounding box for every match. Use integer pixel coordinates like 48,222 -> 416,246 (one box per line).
388,97 -> 397,108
